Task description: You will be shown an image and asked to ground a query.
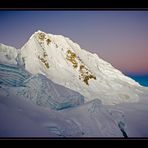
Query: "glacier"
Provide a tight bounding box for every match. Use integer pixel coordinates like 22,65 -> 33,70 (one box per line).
5,73 -> 84,110
0,64 -> 30,87
0,31 -> 148,137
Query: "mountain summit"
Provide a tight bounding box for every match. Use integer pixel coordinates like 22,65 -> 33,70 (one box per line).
17,30 -> 141,105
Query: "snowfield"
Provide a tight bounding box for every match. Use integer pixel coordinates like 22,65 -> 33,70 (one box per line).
0,94 -> 123,137
0,86 -> 148,137
0,31 -> 148,137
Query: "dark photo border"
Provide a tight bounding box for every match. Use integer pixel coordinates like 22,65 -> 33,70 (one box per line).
0,0 -> 148,144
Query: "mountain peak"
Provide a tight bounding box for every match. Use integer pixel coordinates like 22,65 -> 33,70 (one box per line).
30,30 -> 46,39
18,31 -> 141,105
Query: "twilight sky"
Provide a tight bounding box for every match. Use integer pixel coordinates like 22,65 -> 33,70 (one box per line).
0,11 -> 148,75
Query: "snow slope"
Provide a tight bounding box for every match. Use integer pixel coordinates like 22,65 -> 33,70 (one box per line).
0,43 -> 18,65
0,64 -> 30,87
1,85 -> 148,137
20,30 -> 142,105
108,88 -> 148,137
0,93 -> 125,137
5,73 -> 84,110
61,99 -> 127,137
0,88 -> 148,137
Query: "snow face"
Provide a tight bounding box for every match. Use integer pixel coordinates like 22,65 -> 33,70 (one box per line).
0,62 -> 84,110
1,85 -> 148,137
0,64 -> 30,87
0,43 -> 18,65
108,88 -> 148,137
0,93 -> 126,137
20,30 -> 142,105
61,99 -> 126,137
8,73 -> 84,110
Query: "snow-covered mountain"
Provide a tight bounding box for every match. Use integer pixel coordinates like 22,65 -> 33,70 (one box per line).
18,30 -> 142,105
0,31 -> 148,137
